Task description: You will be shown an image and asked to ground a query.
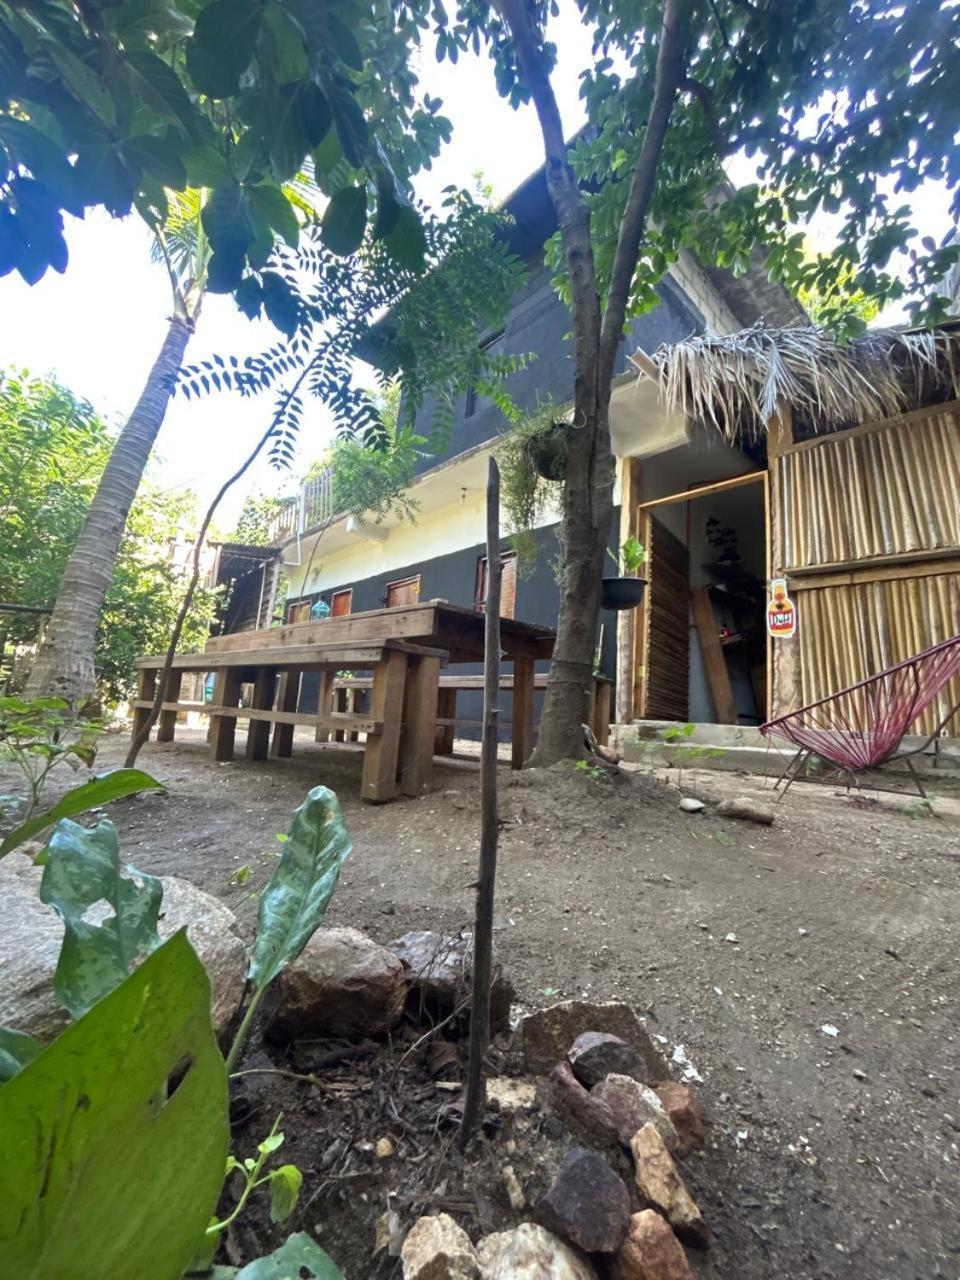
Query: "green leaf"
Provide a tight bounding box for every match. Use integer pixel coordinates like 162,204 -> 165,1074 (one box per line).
123,134 -> 188,191
320,184 -> 367,256
247,183 -> 299,247
248,786 -> 352,991
324,13 -> 363,72
39,818 -> 163,1019
268,1165 -> 303,1224
41,41 -> 117,126
0,769 -> 164,859
184,146 -> 232,188
0,933 -> 228,1279
312,127 -> 343,177
260,270 -> 301,335
233,1233 -> 343,1280
258,1131 -> 285,1156
262,5 -> 309,84
327,83 -> 368,166
123,50 -> 204,140
0,1026 -> 41,1083
201,182 -> 256,257
186,0 -> 261,99
234,274 -> 263,318
384,204 -> 426,272
0,119 -> 81,214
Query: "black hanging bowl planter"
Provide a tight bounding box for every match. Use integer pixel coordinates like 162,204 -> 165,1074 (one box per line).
526,423 -> 571,479
601,577 -> 647,611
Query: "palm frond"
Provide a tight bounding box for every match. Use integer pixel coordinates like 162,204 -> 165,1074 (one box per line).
643,323 -> 960,439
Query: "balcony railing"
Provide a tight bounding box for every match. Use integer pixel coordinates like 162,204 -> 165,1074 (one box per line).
266,468 -> 334,544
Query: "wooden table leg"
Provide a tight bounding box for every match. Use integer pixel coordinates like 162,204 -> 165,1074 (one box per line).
401,655 -> 441,797
270,669 -> 301,758
435,687 -> 456,755
133,668 -> 156,742
246,666 -> 276,762
209,668 -> 243,762
157,669 -> 183,743
315,670 -> 334,743
361,649 -> 407,802
512,657 -> 535,769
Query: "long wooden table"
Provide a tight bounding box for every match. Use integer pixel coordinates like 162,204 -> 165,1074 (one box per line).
133,601 -> 556,800
203,600 -> 556,768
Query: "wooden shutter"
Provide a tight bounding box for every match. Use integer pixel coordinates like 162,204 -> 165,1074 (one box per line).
643,518 -> 690,720
386,575 -> 420,607
331,588 -> 352,617
476,553 -> 517,618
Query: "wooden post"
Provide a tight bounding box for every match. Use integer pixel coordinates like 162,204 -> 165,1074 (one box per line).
360,649 -> 408,802
315,670 -> 334,743
690,587 -> 738,723
245,666 -> 276,761
209,668 -> 243,762
400,655 -> 441,796
132,668 -> 157,743
270,669 -> 300,758
593,677 -> 612,747
459,458 -> 501,1151
616,457 -> 641,722
766,406 -> 800,717
435,687 -> 457,755
156,669 -> 183,742
511,656 -> 535,769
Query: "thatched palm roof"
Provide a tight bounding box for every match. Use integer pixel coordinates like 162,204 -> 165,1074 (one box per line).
634,322 -> 960,440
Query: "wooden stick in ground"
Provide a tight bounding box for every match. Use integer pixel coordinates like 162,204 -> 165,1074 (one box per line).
459,457 -> 502,1151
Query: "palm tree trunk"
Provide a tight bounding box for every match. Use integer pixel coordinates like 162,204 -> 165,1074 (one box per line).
25,316 -> 192,706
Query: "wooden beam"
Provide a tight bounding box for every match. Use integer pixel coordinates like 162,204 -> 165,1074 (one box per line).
400,654 -> 441,796
435,687 -> 456,755
132,668 -> 157,743
638,469 -> 766,511
157,669 -> 183,742
270,669 -> 301,758
690,587 -> 738,724
616,456 -> 642,722
245,666 -> 277,761
209,668 -> 243,762
361,648 -> 407,803
511,656 -> 536,769
788,548 -> 960,585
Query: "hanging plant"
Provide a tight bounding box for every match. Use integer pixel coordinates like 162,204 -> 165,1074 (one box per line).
494,399 -> 570,577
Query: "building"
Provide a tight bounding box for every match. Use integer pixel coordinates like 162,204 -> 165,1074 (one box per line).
226,163 -> 803,735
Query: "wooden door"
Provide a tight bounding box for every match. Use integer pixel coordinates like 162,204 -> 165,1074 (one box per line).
385,575 -> 420,608
642,516 -> 690,720
331,588 -> 352,617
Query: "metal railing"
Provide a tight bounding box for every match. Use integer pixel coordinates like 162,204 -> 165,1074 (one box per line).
266,467 -> 334,544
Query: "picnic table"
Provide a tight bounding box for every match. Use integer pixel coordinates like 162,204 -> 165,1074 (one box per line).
133,600 -> 556,802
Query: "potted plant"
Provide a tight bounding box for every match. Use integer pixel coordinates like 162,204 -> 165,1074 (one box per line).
525,419 -> 572,479
601,535 -> 647,610
495,400 -> 568,576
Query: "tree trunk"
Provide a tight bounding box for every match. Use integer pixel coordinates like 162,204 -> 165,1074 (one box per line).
25,316 -> 192,706
531,398 -> 615,764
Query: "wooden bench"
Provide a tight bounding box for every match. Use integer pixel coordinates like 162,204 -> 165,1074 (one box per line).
132,639 -> 447,802
326,672 -> 613,753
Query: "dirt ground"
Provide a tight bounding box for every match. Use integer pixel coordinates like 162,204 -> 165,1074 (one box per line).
7,726 -> 960,1279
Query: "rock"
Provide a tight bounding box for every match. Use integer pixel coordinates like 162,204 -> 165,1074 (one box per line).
548,1061 -> 620,1148
375,1136 -> 395,1159
568,1032 -> 650,1089
653,1083 -> 705,1156
0,855 -> 246,1043
678,798 -> 705,814
596,743 -> 621,765
267,927 -> 406,1042
613,1211 -> 696,1280
630,1123 -> 707,1248
592,1075 -> 679,1150
503,1165 -> 526,1211
521,1001 -> 669,1079
716,796 -> 774,825
486,1077 -> 538,1114
476,1223 -> 598,1279
401,1214 -> 480,1280
536,1147 -> 630,1254
390,930 -> 514,1033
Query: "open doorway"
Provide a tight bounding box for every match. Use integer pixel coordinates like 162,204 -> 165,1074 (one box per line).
638,471 -> 768,725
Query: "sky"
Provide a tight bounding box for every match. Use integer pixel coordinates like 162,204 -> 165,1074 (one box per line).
1,8 -> 955,527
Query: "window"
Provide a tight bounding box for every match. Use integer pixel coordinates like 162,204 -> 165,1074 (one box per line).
464,328 -> 506,418
285,596 -> 315,623
476,552 -> 517,618
331,588 -> 352,617
385,575 -> 420,608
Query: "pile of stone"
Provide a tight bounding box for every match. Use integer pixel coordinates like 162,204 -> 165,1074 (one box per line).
402,1000 -> 708,1280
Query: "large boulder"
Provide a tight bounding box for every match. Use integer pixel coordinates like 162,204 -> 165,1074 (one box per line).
401,1213 -> 479,1280
476,1223 -> 598,1279
612,1211 -> 696,1280
592,1075 -> 679,1150
267,926 -> 406,1042
520,1001 -> 668,1079
536,1147 -> 630,1254
0,854 -> 246,1042
389,930 -> 514,1033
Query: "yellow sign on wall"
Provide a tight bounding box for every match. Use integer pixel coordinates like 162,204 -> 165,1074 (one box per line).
767,578 -> 797,638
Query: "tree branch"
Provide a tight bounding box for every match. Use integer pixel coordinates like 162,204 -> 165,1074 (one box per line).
597,0 -> 694,390
491,0 -> 601,413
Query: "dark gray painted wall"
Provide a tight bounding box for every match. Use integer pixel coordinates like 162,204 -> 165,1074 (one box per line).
413,270 -> 703,475
300,514 -> 622,740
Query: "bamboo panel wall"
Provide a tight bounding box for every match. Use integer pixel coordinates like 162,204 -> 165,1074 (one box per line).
795,571 -> 960,735
775,405 -> 960,569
